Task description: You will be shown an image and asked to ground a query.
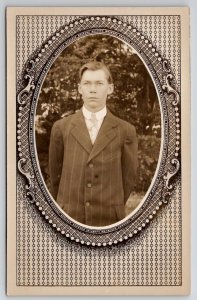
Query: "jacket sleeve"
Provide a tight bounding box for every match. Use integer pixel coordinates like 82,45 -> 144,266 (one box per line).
49,120 -> 64,200
121,123 -> 138,203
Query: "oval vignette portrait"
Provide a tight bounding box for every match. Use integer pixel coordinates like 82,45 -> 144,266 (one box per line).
35,34 -> 162,228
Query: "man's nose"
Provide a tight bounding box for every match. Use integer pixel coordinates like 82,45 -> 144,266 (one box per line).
89,84 -> 97,92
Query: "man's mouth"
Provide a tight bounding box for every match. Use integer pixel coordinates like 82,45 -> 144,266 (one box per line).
89,97 -> 98,100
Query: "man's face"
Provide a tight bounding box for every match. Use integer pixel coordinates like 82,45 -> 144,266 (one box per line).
78,69 -> 114,112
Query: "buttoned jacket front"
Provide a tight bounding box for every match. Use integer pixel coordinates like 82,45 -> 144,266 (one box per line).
49,109 -> 138,227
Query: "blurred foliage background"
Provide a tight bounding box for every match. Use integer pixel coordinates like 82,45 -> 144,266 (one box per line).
35,34 -> 161,202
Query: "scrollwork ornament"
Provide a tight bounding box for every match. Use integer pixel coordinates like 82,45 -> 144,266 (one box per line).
26,59 -> 35,72
17,74 -> 35,106
162,73 -> 180,106
162,191 -> 171,204
163,59 -> 171,73
18,158 -> 35,203
162,158 -> 180,204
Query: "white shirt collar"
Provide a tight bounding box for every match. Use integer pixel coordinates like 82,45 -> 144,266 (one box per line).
82,105 -> 107,121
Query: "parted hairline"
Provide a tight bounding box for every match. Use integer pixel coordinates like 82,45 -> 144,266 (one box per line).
79,61 -> 113,84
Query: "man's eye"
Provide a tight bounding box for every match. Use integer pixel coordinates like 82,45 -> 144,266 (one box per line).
97,82 -> 104,85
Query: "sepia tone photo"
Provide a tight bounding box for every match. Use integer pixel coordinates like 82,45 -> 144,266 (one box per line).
7,7 -> 190,296
35,35 -> 161,226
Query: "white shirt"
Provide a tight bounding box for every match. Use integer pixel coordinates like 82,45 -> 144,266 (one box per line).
82,105 -> 107,144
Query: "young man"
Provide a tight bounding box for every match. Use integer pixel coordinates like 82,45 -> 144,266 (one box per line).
49,61 -> 138,227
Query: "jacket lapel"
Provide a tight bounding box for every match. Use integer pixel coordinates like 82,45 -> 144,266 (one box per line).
87,111 -> 118,163
70,109 -> 119,161
70,110 -> 92,154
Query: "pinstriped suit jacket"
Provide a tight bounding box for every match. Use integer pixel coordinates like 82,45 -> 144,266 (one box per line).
49,109 -> 138,227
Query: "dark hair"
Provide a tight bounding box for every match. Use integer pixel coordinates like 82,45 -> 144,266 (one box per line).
79,61 -> 113,84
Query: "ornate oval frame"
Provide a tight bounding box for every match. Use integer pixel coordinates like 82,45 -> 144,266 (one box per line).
17,16 -> 180,247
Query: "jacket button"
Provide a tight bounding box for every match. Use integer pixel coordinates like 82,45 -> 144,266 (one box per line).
85,201 -> 90,207
87,183 -> 92,188
89,163 -> 93,168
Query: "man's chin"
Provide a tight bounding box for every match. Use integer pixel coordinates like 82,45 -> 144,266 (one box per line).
87,102 -> 99,108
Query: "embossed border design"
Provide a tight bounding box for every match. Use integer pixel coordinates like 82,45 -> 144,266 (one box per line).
17,16 -> 181,246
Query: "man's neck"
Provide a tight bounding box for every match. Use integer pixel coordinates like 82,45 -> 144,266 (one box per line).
83,105 -> 106,113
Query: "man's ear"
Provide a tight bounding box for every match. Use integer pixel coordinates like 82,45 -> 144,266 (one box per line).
107,84 -> 114,95
78,83 -> 82,95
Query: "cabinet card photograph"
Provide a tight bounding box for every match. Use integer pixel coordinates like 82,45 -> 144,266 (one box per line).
7,7 -> 190,296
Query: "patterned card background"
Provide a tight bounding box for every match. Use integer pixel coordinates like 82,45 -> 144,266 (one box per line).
7,7 -> 190,296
